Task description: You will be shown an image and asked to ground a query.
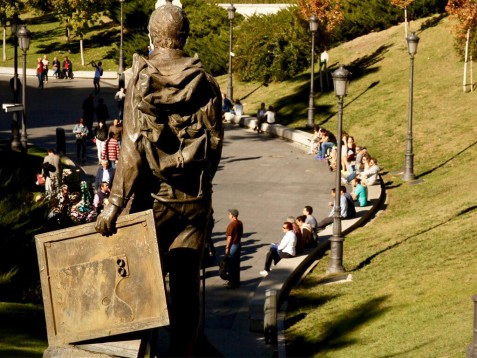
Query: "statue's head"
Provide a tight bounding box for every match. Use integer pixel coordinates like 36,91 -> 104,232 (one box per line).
148,0 -> 189,50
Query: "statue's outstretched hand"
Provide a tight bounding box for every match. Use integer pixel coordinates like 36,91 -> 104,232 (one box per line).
95,203 -> 120,237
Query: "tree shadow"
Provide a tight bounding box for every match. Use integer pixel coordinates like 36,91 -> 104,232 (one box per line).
275,45 -> 389,127
416,140 -> 477,179
286,295 -> 391,356
418,13 -> 447,32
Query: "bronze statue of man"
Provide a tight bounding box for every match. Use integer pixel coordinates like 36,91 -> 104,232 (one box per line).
95,1 -> 223,355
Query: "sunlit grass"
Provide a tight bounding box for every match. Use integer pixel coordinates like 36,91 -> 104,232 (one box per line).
284,15 -> 477,357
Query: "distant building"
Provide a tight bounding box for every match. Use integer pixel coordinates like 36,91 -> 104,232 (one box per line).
217,3 -> 292,17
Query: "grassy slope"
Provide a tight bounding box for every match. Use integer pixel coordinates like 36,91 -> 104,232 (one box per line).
284,15 -> 477,357
2,12 -> 476,357
4,13 -> 120,71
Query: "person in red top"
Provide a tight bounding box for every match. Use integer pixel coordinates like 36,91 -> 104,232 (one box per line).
225,209 -> 243,288
36,58 -> 45,88
101,132 -> 120,168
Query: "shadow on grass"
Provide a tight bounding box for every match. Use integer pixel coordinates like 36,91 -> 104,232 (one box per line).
274,44 -> 389,127
286,295 -> 390,356
0,302 -> 47,357
352,204 -> 477,271
419,13 -> 447,32
416,140 -> 477,179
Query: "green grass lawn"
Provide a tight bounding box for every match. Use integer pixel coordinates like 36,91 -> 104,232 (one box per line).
3,13 -> 121,72
0,302 -> 47,356
283,15 -> 477,357
1,11 -> 475,357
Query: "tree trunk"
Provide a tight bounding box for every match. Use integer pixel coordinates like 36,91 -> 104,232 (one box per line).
404,7 -> 408,38
80,37 -> 84,66
3,26 -> 6,62
464,28 -> 470,93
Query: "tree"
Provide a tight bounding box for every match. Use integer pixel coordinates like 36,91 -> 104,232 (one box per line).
234,8 -> 311,82
296,0 -> 344,33
390,0 -> 414,37
50,0 -> 110,65
446,0 -> 477,92
0,0 -> 22,62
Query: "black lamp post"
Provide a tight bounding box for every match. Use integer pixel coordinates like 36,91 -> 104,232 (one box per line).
327,64 -> 350,275
307,14 -> 318,128
227,4 -> 236,101
118,0 -> 125,89
403,32 -> 419,181
11,16 -> 20,150
17,25 -> 31,152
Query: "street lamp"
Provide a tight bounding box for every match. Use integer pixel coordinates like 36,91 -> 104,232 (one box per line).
327,64 -> 350,275
118,0 -> 125,89
10,16 -> 20,150
227,3 -> 236,101
17,25 -> 31,152
403,32 -> 419,181
307,14 -> 318,128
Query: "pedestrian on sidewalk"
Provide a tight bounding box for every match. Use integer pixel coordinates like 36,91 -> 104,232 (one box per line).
42,55 -> 49,83
101,132 -> 120,168
114,87 -> 126,120
36,57 -> 45,89
82,94 -> 95,134
224,208 -> 243,288
94,120 -> 108,164
73,118 -> 89,164
91,60 -> 103,93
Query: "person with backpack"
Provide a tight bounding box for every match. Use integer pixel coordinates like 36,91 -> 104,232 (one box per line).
92,60 -> 103,93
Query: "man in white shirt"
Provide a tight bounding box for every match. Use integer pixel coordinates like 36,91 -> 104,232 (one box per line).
260,221 -> 297,276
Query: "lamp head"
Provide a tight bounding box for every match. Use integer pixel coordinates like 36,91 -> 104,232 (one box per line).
309,14 -> 318,33
227,4 -> 236,20
406,32 -> 419,56
332,65 -> 351,97
17,25 -> 31,51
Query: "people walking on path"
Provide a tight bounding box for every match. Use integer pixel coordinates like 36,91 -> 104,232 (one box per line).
82,94 -> 95,135
95,98 -> 110,124
224,208 -> 243,289
91,61 -> 103,93
36,58 -> 45,89
94,120 -> 108,164
108,118 -> 123,146
42,55 -> 49,83
101,132 -> 120,168
73,118 -> 89,164
62,56 -> 73,79
114,87 -> 126,120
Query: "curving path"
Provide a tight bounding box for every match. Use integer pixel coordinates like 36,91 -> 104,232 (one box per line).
0,74 -> 336,357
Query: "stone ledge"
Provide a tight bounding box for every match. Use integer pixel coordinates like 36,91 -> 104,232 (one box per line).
248,177 -> 386,333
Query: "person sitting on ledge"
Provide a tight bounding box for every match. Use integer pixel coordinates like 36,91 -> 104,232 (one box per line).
316,187 -> 349,232
260,221 -> 296,277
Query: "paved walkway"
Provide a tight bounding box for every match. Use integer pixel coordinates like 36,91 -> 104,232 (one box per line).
0,74 -> 359,357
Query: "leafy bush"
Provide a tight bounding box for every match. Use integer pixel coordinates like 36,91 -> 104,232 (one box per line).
234,8 -> 310,82
184,0 -> 241,75
0,148 -> 48,303
334,0 -> 447,43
